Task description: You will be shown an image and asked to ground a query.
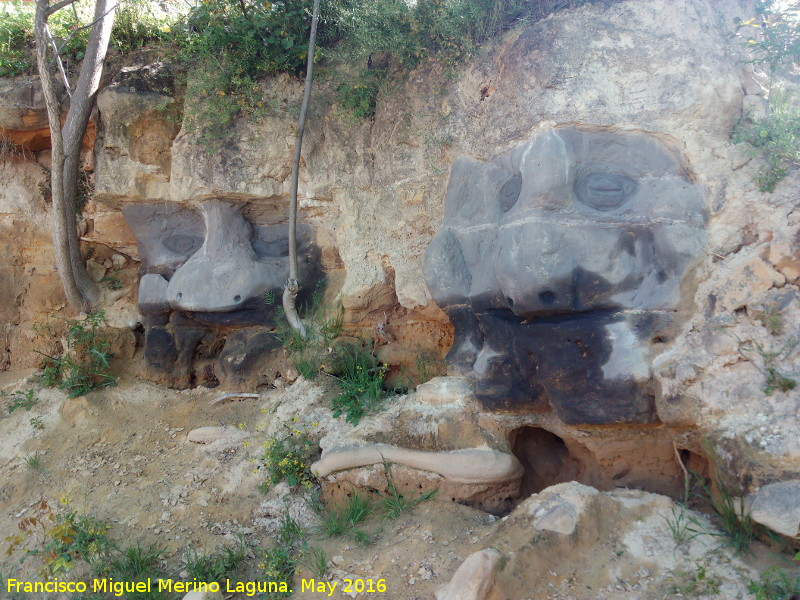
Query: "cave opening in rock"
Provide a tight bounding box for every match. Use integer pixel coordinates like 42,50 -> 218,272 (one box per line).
510,426 -> 585,498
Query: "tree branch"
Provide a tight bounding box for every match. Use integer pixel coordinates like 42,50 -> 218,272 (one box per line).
46,0 -> 78,17
56,2 -> 120,57
283,0 -> 320,339
44,24 -> 71,98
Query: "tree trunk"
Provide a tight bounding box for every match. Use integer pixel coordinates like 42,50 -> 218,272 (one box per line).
34,0 -> 116,312
282,0 -> 321,338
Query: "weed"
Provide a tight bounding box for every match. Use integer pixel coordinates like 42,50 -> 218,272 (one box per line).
760,306 -> 784,336
36,311 -> 116,398
301,545 -> 328,578
6,500 -> 111,577
735,2 -> 800,77
739,338 -> 798,395
260,420 -> 319,491
351,528 -> 379,546
318,492 -> 373,537
4,388 -> 37,413
748,566 -> 800,600
100,270 -> 122,290
257,545 -> 296,599
380,461 -> 436,520
104,541 -> 163,578
674,561 -> 721,596
22,453 -> 42,470
184,538 -> 246,584
396,347 -> 447,391
330,340 -> 389,425
277,511 -> 305,546
691,473 -> 766,554
101,542 -> 171,599
662,505 -> 700,547
266,283 -> 344,380
30,416 -> 44,430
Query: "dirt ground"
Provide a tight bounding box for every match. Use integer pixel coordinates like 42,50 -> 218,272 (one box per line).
0,369 -> 797,600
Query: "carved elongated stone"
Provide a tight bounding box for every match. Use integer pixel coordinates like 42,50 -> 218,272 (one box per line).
312,444 -> 523,484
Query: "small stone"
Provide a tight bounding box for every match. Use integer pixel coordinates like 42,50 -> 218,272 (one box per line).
86,258 -> 107,283
187,426 -> 233,444
750,480 -> 800,538
111,254 -> 126,270
332,555 -> 345,565
436,548 -> 501,600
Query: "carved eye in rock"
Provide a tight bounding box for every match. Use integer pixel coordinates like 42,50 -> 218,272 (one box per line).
499,174 -> 523,213
574,172 -> 638,211
162,234 -> 203,255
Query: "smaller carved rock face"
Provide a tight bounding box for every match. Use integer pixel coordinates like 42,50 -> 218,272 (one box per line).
424,127 -> 707,424
123,200 -> 319,388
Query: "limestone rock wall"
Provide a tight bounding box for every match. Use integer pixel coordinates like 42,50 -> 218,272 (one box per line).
3,0 -> 799,491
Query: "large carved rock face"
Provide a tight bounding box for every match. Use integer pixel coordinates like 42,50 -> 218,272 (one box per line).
123,200 -> 319,387
424,127 -> 707,424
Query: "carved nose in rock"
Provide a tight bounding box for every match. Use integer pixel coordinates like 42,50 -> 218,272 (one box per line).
166,201 -> 269,312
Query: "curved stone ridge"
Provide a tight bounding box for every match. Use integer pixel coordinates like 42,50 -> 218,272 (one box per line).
424,126 -> 708,424
312,444 -> 523,485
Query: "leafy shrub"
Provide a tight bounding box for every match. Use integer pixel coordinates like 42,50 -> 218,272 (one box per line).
0,2 -> 33,77
336,68 -> 385,119
177,0 -> 329,146
111,0 -> 175,53
734,96 -> 800,192
37,310 -> 116,398
260,420 -> 318,491
330,339 -> 388,425
737,1 -> 800,76
331,0 -> 606,116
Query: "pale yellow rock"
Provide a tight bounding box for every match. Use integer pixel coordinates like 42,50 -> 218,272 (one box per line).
415,376 -> 473,405
767,238 -> 800,283
187,426 -> 233,444
436,548 -> 501,600
312,444 -> 523,484
715,257 -> 785,313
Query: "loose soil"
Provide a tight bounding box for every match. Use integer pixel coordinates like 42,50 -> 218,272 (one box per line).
0,371 -> 795,600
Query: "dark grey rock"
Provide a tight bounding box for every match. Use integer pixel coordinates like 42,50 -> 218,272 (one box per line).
137,273 -> 170,315
123,199 -> 321,388
424,127 -> 707,424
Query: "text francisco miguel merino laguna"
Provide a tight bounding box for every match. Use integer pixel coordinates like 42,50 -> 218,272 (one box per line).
7,576 -> 388,596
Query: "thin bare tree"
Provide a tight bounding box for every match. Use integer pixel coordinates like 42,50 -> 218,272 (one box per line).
282,0 -> 321,338
34,0 -> 117,312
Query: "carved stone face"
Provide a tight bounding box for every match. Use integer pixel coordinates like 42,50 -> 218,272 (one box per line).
424,127 -> 707,424
123,200 -> 319,387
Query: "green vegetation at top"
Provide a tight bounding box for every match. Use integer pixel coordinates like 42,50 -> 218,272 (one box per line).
732,0 -> 800,192
0,0 -> 607,142
0,0 -> 173,78
737,0 -> 800,77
